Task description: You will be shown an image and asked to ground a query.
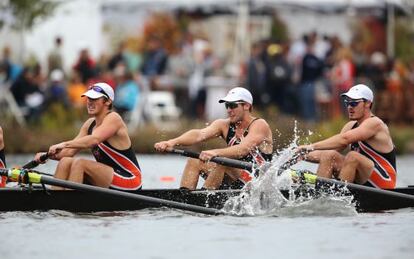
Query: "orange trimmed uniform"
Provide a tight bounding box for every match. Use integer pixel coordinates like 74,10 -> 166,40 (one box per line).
0,148 -> 6,187
88,120 -> 142,191
224,118 -> 272,187
350,122 -> 397,189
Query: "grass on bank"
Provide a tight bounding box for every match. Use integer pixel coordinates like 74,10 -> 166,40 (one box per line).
2,104 -> 414,155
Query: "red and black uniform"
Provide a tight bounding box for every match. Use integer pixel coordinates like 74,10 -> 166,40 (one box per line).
223,118 -> 272,187
0,148 -> 6,187
350,121 -> 397,189
88,120 -> 142,191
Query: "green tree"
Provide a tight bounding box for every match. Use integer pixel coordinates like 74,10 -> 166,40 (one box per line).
0,0 -> 58,30
395,18 -> 414,63
0,0 -> 59,62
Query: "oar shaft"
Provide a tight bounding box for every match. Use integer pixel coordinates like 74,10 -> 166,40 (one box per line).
299,171 -> 414,202
46,178 -> 222,215
0,168 -> 222,215
170,149 -> 252,170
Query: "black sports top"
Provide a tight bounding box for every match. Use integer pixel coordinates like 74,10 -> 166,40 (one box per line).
350,121 -> 397,188
225,118 -> 273,166
87,120 -> 141,178
0,148 -> 5,168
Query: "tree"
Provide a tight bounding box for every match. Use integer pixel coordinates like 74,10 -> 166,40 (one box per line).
0,0 -> 59,62
0,0 -> 58,30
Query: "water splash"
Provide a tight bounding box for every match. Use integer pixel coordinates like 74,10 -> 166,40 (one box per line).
223,122 -> 357,217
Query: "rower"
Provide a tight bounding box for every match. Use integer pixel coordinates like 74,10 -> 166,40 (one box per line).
298,84 -> 397,189
0,126 -> 6,187
34,82 -> 142,191
154,87 -> 273,190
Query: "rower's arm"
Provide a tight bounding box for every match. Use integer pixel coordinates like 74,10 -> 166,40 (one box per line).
64,114 -> 121,149
168,119 -> 225,146
51,120 -> 92,159
49,115 -> 122,158
212,119 -> 270,159
311,119 -> 380,151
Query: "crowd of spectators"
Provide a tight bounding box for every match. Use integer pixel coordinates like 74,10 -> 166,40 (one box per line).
248,32 -> 414,124
1,31 -> 414,125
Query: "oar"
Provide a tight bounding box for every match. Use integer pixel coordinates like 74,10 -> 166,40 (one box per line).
294,170 -> 414,203
169,149 -> 414,204
22,153 -> 49,169
169,148 -> 299,174
169,148 -> 253,170
0,168 -> 223,215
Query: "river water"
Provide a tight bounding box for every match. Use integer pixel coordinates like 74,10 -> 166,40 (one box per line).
1,154 -> 414,259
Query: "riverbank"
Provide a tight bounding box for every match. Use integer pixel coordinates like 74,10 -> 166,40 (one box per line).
3,111 -> 414,154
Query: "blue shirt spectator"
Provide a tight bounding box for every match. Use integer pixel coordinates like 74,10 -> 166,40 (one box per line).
114,70 -> 140,118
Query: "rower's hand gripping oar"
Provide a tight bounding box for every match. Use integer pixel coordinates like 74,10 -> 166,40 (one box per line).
169,148 -> 303,177
169,148 -> 253,171
22,153 -> 49,169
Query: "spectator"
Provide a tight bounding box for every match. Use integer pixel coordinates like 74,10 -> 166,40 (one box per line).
0,46 -> 12,83
288,34 -> 308,85
330,47 -> 355,117
384,59 -> 406,123
140,36 -> 168,89
47,37 -> 64,76
247,41 -> 267,108
44,69 -> 70,109
0,46 -> 22,83
90,54 -> 116,90
113,65 -> 140,119
266,43 -> 292,112
73,48 -> 96,84
314,34 -> 331,60
10,67 -> 44,122
187,39 -> 215,120
108,41 -> 127,72
324,35 -> 343,69
67,72 -> 87,108
405,60 -> 414,123
299,38 -> 324,122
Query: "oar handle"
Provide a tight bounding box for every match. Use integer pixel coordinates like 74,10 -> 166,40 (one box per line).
22,153 -> 49,169
169,149 -> 253,171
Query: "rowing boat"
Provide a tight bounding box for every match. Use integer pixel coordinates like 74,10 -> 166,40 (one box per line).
0,188 -> 238,213
1,183 -> 413,213
1,152 -> 414,214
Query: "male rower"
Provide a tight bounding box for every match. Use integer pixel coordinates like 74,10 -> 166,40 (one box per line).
154,87 -> 273,190
298,84 -> 397,189
0,126 -> 7,187
35,82 -> 142,191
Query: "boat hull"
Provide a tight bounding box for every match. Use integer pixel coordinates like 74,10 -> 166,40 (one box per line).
0,188 -> 239,213
0,186 -> 414,213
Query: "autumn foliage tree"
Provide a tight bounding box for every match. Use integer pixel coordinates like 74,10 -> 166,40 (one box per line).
142,12 -> 182,54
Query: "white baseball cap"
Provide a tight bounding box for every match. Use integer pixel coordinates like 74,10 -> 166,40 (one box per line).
341,84 -> 374,102
219,87 -> 253,105
82,82 -> 114,101
50,69 -> 64,82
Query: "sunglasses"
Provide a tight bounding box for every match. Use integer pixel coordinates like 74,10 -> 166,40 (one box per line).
343,99 -> 365,108
91,86 -> 110,99
225,102 -> 244,109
